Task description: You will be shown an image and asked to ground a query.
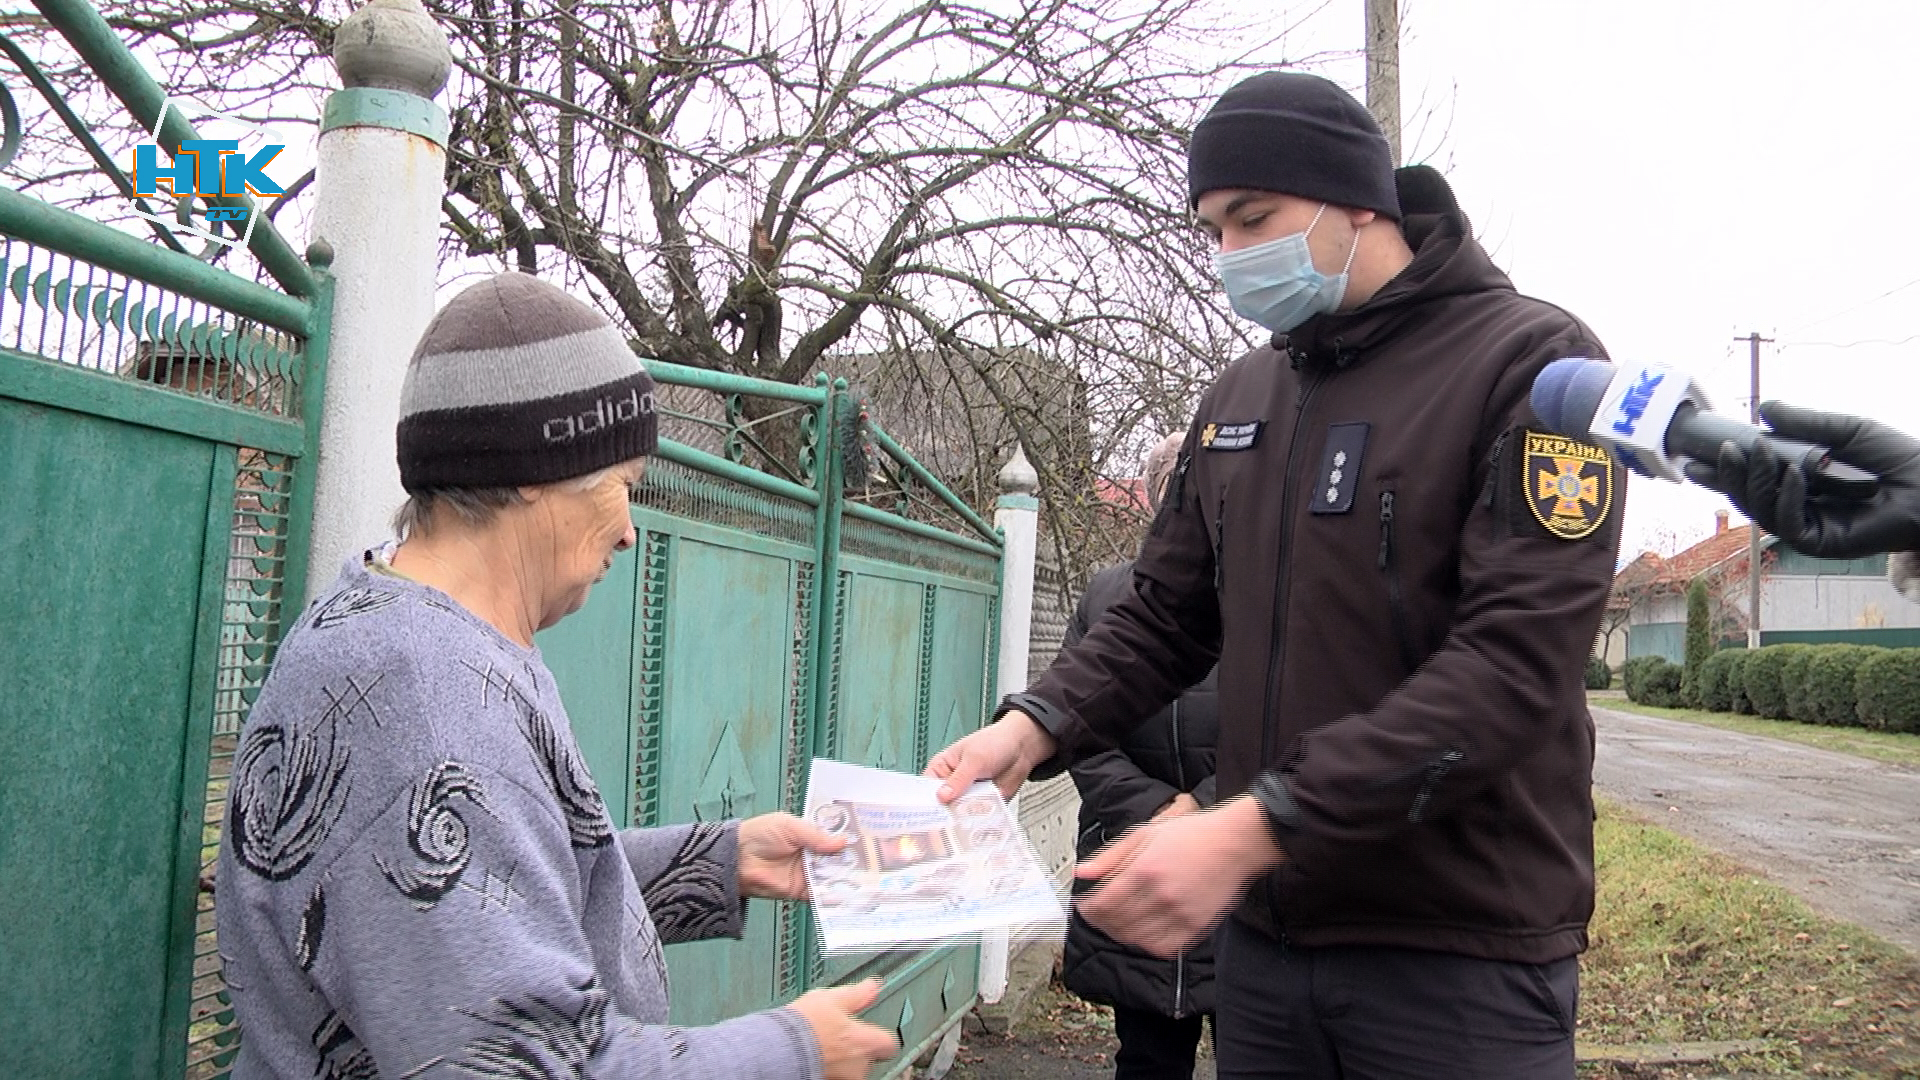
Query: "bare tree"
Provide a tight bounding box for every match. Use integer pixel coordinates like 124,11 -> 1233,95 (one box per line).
5,0 -> 1342,579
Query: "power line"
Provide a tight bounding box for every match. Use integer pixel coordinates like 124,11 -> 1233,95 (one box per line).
1783,273 -> 1920,337
1778,333 -> 1920,351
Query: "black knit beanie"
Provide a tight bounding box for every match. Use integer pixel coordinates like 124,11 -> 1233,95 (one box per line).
396,272 -> 658,491
1187,71 -> 1400,220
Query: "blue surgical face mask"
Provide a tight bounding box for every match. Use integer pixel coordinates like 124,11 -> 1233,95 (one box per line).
1213,203 -> 1357,334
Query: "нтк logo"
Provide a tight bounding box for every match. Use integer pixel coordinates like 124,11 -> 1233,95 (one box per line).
129,95 -> 286,251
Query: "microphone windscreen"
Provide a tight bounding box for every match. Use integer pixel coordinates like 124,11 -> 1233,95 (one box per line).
1530,357 -> 1617,439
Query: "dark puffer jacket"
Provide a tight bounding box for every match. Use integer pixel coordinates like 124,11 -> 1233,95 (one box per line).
1061,562 -> 1218,1019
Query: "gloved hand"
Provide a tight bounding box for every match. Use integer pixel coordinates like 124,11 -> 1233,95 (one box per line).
1683,401 -> 1920,559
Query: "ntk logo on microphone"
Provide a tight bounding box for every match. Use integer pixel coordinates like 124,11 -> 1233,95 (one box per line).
129,95 -> 287,251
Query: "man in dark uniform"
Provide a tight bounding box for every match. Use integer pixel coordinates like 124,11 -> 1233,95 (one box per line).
927,72 -> 1625,1078
1062,433 -> 1219,1080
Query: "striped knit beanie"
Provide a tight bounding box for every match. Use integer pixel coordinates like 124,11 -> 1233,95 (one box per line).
396,272 -> 657,491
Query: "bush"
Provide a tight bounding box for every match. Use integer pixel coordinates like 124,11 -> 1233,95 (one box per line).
1856,649 -> 1920,732
1585,655 -> 1612,691
1622,656 -> 1664,703
1743,644 -> 1811,720
1727,650 -> 1755,714
1682,579 -> 1713,706
1694,649 -> 1743,713
1806,645 -> 1882,726
1780,646 -> 1822,723
1628,657 -> 1686,707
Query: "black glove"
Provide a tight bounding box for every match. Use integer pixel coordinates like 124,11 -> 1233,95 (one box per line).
1683,401 -> 1920,559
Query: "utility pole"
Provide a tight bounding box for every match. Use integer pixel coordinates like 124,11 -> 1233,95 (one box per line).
1740,331 -> 1774,648
1366,0 -> 1402,164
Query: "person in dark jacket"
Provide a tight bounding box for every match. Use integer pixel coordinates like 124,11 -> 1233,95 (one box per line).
929,72 -> 1624,1079
1063,433 -> 1219,1080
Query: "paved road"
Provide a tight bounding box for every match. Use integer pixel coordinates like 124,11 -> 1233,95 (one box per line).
1592,705 -> 1920,952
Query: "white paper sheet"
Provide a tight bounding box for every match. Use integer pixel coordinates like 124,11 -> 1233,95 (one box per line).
802,759 -> 1067,952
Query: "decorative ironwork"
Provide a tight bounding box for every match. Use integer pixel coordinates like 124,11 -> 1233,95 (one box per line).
635,455 -> 815,548
187,448 -> 297,1080
0,237 -> 305,415
633,530 -> 671,829
777,562 -> 815,1001
914,584 -> 938,769
840,515 -> 1000,585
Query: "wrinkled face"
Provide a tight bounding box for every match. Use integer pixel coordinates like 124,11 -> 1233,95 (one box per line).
532,458 -> 645,627
1195,188 -> 1368,269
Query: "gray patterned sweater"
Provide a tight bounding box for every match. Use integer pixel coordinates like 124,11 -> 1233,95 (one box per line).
216,552 -> 823,1080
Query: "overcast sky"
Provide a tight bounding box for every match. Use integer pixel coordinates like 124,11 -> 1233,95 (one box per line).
1271,0 -> 1920,560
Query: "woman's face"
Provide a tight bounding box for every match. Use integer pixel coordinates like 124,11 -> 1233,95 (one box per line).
532,459 -> 644,629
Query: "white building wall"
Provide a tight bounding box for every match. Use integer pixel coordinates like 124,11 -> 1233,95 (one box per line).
1762,575 -> 1920,632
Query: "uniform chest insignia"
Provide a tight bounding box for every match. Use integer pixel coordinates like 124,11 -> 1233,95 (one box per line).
1523,430 -> 1612,540
1201,420 -> 1263,451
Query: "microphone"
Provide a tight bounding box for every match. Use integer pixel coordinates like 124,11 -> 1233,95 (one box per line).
1529,357 -> 1877,496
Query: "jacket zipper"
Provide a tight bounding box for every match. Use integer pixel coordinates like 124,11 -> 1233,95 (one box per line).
1173,951 -> 1186,1018
1378,490 -> 1419,673
1172,699 -> 1186,790
1211,495 -> 1227,592
1259,371 -> 1325,928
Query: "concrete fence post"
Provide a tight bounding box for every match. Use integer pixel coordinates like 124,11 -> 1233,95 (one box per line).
981,443 -> 1040,1004
305,0 -> 451,599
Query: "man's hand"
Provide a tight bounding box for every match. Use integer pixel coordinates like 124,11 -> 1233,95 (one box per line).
924,709 -> 1057,803
1151,792 -> 1202,822
1683,401 -> 1920,559
737,813 -> 848,901
1073,796 -> 1283,958
789,979 -> 899,1080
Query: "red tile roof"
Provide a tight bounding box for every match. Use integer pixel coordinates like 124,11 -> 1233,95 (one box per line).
1614,525 -> 1758,594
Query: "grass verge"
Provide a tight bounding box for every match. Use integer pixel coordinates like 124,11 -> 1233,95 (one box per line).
1581,799 -> 1920,1077
1591,695 -> 1920,771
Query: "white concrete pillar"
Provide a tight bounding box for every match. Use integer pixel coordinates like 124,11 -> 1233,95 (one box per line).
305,0 -> 451,599
981,443 -> 1040,1004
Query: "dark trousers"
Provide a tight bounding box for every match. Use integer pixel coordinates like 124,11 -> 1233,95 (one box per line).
1112,1005 -> 1208,1080
1213,919 -> 1578,1080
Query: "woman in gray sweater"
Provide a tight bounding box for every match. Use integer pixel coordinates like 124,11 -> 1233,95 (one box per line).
216,273 -> 896,1080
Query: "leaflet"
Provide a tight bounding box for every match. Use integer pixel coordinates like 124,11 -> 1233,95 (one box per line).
803,758 -> 1067,952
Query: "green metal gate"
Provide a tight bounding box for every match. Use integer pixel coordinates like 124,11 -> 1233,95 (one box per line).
1,5 -> 1001,1077
538,365 -> 1003,1076
0,5 -> 332,1078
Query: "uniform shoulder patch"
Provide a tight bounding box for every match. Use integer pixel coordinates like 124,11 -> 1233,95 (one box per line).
1518,430 -> 1613,540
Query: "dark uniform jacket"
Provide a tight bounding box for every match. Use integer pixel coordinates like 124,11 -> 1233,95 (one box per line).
1021,166 -> 1626,965
1062,562 -> 1218,1019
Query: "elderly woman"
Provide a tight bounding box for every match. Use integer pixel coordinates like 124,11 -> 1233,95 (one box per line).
217,273 -> 895,1080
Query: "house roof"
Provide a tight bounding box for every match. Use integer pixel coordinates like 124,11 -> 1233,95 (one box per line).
1094,475 -> 1150,514
1614,525 -> 1765,594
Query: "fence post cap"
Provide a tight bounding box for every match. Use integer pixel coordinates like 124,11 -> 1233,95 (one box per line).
998,444 -> 1038,495
333,0 -> 452,99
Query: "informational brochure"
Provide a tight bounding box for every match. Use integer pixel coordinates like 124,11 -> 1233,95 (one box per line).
803,758 -> 1067,952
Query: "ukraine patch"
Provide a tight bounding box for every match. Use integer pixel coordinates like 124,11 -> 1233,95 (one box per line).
1201,420 -> 1262,451
1522,430 -> 1612,540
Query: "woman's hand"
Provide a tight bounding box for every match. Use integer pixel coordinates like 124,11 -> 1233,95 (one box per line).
737,813 -> 848,900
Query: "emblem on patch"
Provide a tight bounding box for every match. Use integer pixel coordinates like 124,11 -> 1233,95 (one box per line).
1523,431 -> 1612,540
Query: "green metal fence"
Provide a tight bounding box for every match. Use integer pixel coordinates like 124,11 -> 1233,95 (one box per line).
0,5 -> 1001,1077
0,5 -> 332,1078
538,363 -> 1003,1076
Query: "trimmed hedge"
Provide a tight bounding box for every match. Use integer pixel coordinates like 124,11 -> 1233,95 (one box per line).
1780,647 -> 1820,723
1694,648 -> 1743,713
1727,649 -> 1755,714
1857,650 -> 1920,732
1743,644 -> 1812,720
1805,645 -> 1882,726
1585,655 -> 1612,691
1614,644 -> 1920,733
